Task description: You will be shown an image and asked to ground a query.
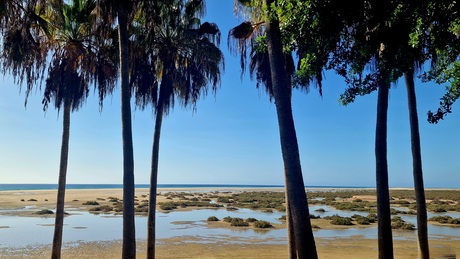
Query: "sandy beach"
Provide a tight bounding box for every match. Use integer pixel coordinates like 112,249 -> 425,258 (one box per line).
0,188 -> 459,258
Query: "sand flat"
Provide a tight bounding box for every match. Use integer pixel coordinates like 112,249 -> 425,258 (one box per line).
1,188 -> 459,258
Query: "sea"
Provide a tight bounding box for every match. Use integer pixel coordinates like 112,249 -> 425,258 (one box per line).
0,184 -> 369,191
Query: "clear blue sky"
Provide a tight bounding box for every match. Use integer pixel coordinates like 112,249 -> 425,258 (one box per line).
1,1 -> 459,188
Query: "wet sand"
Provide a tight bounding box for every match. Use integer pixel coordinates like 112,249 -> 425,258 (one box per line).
0,188 -> 459,258
1,237 -> 459,259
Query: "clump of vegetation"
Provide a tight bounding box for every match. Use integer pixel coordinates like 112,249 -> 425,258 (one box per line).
429,216 -> 460,225
89,205 -> 113,213
157,200 -> 223,211
245,217 -> 258,223
217,197 -> 232,203
253,220 -> 273,228
226,207 -> 238,211
351,214 -> 374,225
279,215 -> 286,220
314,208 -> 325,212
391,216 -> 415,230
207,216 -> 219,221
324,214 -> 353,225
309,214 -> 320,219
223,216 -> 233,223
427,204 -> 447,213
82,201 -> 99,206
230,217 -> 249,227
112,202 -> 123,212
35,209 -> 54,215
28,199 -> 37,202
96,197 -> 105,201
108,197 -> 119,202
159,202 -> 177,210
390,199 -> 410,206
20,199 -> 25,202
135,204 -> 148,213
333,201 -> 376,213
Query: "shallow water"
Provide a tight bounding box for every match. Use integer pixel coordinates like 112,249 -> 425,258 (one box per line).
0,206 -> 459,248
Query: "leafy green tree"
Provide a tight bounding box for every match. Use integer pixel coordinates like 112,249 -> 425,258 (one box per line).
424,2 -> 460,124
2,1 -> 117,258
131,1 -> 224,258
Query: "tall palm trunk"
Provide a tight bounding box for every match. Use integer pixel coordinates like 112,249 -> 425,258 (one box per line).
147,70 -> 170,259
286,202 -> 296,259
375,79 -> 393,259
117,2 -> 136,258
51,98 -> 71,259
264,1 -> 317,258
404,69 -> 429,259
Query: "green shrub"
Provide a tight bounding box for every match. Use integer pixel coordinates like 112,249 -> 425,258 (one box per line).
429,215 -> 460,224
89,205 -> 113,212
253,220 -> 273,228
310,214 -> 320,219
82,201 -> 99,206
35,209 -> 54,215
226,207 -> 238,211
217,197 -> 232,203
159,202 -> 177,210
427,204 -> 447,213
245,217 -> 258,223
223,216 -> 233,223
207,216 -> 219,221
230,218 -> 249,227
391,216 -> 415,230
135,206 -> 148,213
325,214 -> 353,225
108,197 -> 119,202
352,215 -> 370,225
315,208 -> 325,212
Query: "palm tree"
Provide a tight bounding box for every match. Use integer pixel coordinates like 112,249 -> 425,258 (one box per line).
130,1 -> 224,258
229,1 -> 318,257
117,1 -> 136,258
96,1 -> 138,257
3,1 -> 117,258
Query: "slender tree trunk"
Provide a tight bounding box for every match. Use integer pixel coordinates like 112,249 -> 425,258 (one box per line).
146,87 -> 166,259
286,202 -> 297,259
117,2 -> 136,258
264,1 -> 317,258
404,69 -> 429,259
51,99 -> 71,259
375,80 -> 393,259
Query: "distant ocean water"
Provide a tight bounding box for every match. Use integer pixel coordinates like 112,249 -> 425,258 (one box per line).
0,184 -> 370,191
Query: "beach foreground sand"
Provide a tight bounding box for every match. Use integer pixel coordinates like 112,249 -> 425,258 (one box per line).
0,188 -> 459,258
1,236 -> 459,259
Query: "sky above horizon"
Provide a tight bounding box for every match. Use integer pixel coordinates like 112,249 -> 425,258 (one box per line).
1,1 -> 460,188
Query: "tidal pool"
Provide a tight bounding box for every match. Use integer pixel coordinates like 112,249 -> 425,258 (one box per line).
0,206 -> 459,249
